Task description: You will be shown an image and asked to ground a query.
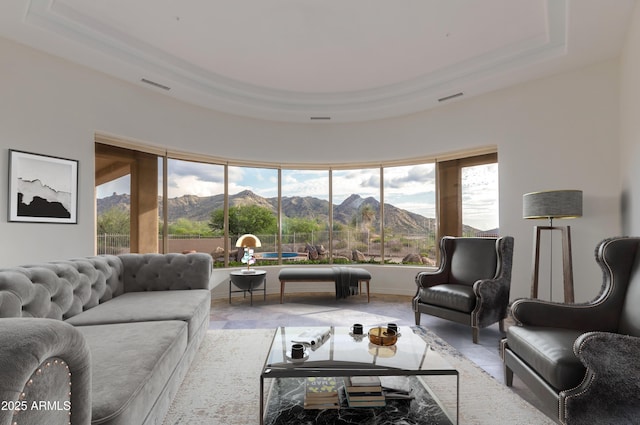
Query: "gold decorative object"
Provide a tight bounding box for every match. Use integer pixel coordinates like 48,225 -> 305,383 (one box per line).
368,343 -> 397,358
368,327 -> 397,346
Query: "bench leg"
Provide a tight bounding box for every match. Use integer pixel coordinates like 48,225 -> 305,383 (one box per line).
366,280 -> 370,302
357,280 -> 370,302
280,280 -> 285,304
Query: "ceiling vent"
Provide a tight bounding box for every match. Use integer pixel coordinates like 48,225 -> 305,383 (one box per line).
141,78 -> 171,91
438,92 -> 464,102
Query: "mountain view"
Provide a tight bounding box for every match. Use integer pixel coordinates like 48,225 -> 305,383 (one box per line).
97,190 -> 483,235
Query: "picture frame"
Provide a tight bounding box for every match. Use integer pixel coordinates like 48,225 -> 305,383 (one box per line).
8,149 -> 78,223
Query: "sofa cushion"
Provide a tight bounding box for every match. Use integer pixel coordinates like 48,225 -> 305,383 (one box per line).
76,321 -> 187,425
507,325 -> 585,391
278,267 -> 337,281
65,289 -> 210,341
418,284 -> 476,313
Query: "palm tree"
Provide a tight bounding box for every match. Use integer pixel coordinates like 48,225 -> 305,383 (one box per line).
359,204 -> 376,247
360,204 -> 375,230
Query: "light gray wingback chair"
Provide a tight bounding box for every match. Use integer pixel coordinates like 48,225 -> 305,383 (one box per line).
501,236 -> 640,424
412,236 -> 514,344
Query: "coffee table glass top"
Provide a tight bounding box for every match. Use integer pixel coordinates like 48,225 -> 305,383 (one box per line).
262,326 -> 456,377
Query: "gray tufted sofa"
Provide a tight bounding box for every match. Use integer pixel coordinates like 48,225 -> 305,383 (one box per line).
0,253 -> 212,425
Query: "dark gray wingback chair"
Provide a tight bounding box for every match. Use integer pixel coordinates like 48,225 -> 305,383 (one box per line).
412,236 -> 514,344
501,237 -> 640,424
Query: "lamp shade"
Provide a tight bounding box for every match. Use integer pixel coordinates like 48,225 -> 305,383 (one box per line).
235,234 -> 262,248
523,190 -> 582,219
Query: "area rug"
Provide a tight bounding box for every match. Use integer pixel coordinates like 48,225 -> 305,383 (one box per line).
162,327 -> 555,425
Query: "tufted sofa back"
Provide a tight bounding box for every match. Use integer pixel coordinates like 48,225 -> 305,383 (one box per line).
0,255 -> 123,320
0,253 -> 212,321
119,253 -> 212,292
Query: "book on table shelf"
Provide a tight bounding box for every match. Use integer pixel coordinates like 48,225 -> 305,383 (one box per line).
346,391 -> 386,401
344,376 -> 383,393
344,389 -> 386,408
383,387 -> 415,400
344,376 -> 386,408
346,399 -> 387,408
348,376 -> 382,386
304,377 -> 340,410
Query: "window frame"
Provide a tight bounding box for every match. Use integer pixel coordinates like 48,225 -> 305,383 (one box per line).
95,134 -> 497,265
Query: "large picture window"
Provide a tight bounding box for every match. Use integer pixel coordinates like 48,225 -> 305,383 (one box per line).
384,164 -> 437,265
281,169 -> 329,261
227,165 -> 279,253
332,168 -> 380,263
95,138 -> 498,267
462,162 -> 499,236
161,158 -> 225,254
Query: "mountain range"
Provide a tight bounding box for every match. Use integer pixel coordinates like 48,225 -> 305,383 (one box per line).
97,190 -> 482,235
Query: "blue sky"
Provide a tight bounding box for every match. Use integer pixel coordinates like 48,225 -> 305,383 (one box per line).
97,160 -> 498,230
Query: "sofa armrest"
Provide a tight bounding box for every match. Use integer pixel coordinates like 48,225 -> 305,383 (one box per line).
559,331 -> 640,425
119,253 -> 213,292
510,298 -> 612,331
0,318 -> 91,425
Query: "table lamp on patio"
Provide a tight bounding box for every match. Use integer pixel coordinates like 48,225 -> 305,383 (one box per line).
523,189 -> 582,303
236,233 -> 262,273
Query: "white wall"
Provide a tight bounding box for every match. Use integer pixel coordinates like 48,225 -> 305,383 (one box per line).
209,265 -> 423,300
0,36 -> 622,302
621,2 -> 640,235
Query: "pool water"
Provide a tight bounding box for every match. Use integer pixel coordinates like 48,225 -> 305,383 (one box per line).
260,252 -> 299,259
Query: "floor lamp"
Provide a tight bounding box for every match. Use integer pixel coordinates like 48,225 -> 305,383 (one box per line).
523,190 -> 582,303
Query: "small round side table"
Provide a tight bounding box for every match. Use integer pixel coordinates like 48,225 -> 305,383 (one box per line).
229,269 -> 267,306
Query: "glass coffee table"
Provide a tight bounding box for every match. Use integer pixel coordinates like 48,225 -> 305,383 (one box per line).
260,326 -> 458,425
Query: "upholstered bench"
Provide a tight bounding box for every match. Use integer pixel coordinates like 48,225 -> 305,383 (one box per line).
278,267 -> 371,303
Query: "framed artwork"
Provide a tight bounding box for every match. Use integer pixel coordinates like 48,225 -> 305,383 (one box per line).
8,149 -> 78,223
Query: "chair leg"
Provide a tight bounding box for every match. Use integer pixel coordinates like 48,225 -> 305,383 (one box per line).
472,327 -> 479,344
414,311 -> 421,326
499,319 -> 505,333
504,364 -> 514,387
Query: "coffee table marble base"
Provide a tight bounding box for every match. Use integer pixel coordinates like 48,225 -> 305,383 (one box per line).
263,376 -> 453,425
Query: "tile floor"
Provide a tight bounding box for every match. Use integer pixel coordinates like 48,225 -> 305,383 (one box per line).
211,291 -> 547,419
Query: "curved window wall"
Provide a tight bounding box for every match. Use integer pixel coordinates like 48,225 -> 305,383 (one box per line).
95,138 -> 497,267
